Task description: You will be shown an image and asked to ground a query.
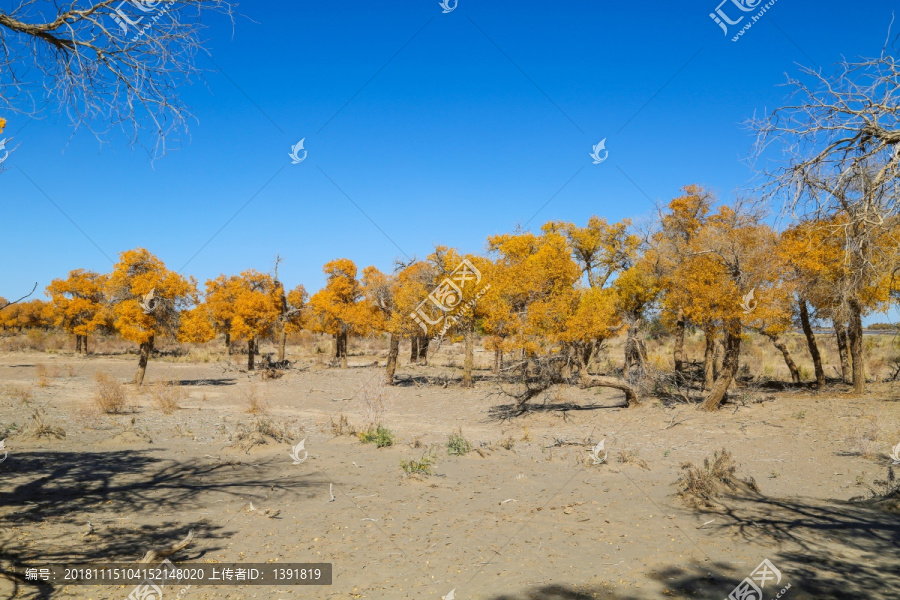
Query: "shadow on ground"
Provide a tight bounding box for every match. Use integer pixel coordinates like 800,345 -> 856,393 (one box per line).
0,449 -> 321,599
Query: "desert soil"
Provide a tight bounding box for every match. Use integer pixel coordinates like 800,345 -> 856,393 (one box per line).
1,348 -> 899,600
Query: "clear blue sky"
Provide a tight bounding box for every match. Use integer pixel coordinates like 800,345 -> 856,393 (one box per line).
1,0 -> 898,322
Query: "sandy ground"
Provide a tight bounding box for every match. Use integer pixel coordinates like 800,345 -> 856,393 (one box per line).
1,348 -> 899,600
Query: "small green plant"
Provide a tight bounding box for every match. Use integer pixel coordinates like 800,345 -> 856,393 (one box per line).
447,429 -> 471,456
663,450 -> 671,458
401,450 -> 435,476
793,410 -> 806,419
359,424 -> 395,448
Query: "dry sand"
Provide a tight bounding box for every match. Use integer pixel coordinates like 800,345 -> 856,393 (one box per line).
1,349 -> 899,599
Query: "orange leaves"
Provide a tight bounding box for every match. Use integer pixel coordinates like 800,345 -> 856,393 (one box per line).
106,248 -> 196,344
228,270 -> 281,343
308,259 -> 373,338
45,269 -> 108,336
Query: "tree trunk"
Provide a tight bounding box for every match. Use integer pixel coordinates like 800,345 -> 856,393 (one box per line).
462,329 -> 474,387
798,299 -> 825,387
385,333 -> 400,385
580,374 -> 639,407
703,327 -> 716,390
416,334 -> 429,365
134,336 -> 154,386
83,335 -> 88,355
701,327 -> 741,411
339,329 -> 348,369
834,320 -> 852,383
847,300 -> 865,394
248,338 -> 256,371
768,333 -> 800,384
493,348 -> 502,375
225,330 -> 231,355
623,317 -> 646,382
581,341 -> 594,374
410,335 -> 419,364
75,334 -> 82,354
673,311 -> 686,375
278,329 -> 287,363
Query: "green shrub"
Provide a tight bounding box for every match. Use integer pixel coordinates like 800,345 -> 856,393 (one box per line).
447,429 -> 471,456
401,450 -> 435,476
359,424 -> 395,448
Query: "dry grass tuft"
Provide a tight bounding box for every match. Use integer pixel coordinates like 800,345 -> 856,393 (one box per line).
617,449 -> 649,469
231,417 -> 299,451
34,363 -> 60,387
676,448 -> 759,507
329,412 -> 356,436
2,384 -> 33,405
22,408 -> 66,439
149,380 -> 186,414
358,376 -> 392,428
846,415 -> 882,458
94,372 -> 128,414
243,385 -> 268,415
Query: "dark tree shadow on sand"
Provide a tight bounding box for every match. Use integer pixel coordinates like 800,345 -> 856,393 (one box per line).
0,449 -> 322,599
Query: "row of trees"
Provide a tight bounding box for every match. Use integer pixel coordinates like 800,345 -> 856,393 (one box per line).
2,187 -> 897,407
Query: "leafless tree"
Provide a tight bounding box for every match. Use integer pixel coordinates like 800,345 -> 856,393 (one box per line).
0,0 -> 234,159
751,46 -> 900,394
0,282 -> 37,311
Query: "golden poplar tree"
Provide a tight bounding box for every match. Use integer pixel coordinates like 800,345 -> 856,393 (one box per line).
106,248 -> 197,385
45,269 -> 108,354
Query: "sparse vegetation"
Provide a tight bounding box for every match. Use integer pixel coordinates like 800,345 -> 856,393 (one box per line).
447,429 -> 471,456
359,424 -> 395,448
149,380 -> 186,414
676,448 -> 759,507
93,371 -> 127,414
21,408 -> 66,440
401,450 -> 436,476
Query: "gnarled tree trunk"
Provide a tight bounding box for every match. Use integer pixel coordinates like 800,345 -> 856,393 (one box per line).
225,330 -> 231,355
768,333 -> 800,384
416,334 -> 429,365
701,326 -> 741,411
75,334 -> 82,354
409,335 -> 419,364
247,338 -> 256,371
580,373 -> 638,407
703,326 -> 716,390
134,335 -> 155,386
83,335 -> 88,355
798,299 -> 824,387
673,311 -> 686,375
385,333 -> 400,385
834,320 -> 852,383
624,317 -> 647,382
847,300 -> 865,394
278,328 -> 287,363
462,330 -> 474,387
